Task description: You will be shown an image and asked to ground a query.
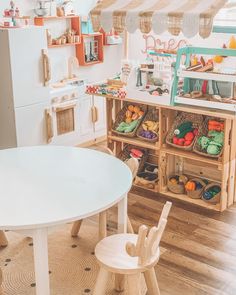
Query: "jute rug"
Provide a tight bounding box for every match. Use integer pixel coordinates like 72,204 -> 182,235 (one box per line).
0,218 -> 147,295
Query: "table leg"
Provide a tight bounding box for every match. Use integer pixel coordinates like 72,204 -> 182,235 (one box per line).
33,228 -> 50,295
115,194 -> 128,292
117,194 -> 128,234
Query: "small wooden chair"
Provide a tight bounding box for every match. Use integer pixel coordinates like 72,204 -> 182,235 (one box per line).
71,146 -> 139,239
93,201 -> 172,295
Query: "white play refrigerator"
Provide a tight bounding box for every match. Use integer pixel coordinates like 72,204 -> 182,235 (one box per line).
0,26 -> 51,149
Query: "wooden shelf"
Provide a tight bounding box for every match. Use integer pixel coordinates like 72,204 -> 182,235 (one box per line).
161,191 -> 221,211
162,146 -> 223,167
133,183 -> 158,193
35,15 -> 78,22
175,96 -> 236,112
109,135 -> 159,150
48,42 -> 80,48
178,69 -> 236,83
76,33 -> 104,66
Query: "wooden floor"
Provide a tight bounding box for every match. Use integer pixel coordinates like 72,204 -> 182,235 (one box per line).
108,187 -> 236,295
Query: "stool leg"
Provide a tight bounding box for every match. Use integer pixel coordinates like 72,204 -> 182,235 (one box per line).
115,274 -> 125,293
71,220 -> 83,237
144,267 -> 161,295
0,231 -> 8,247
127,216 -> 134,234
93,267 -> 110,295
99,211 -> 107,240
127,273 -> 141,295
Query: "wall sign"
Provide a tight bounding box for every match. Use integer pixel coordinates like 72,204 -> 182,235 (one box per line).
142,34 -> 188,55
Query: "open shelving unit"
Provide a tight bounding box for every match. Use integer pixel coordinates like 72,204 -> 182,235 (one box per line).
172,46 -> 236,112
90,91 -> 236,212
76,33 -> 104,66
34,15 -> 81,48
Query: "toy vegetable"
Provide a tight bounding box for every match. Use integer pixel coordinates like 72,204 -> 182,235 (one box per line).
174,122 -> 193,138
185,181 -> 196,191
208,120 -> 224,132
207,144 -> 221,155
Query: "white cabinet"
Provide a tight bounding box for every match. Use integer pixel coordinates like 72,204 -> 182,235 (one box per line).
78,94 -> 106,144
79,95 -> 94,141
94,96 -> 107,138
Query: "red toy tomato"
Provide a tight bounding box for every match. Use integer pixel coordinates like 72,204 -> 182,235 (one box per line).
184,140 -> 192,146
178,138 -> 185,146
184,132 -> 194,141
173,136 -> 178,144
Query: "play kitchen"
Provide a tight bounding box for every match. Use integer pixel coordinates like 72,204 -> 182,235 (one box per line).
0,25 -> 106,148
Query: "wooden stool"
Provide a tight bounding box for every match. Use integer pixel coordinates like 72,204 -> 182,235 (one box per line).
0,231 -> 8,247
93,201 -> 172,295
71,146 -> 139,239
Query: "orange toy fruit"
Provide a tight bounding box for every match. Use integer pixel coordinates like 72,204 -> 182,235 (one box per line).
229,36 -> 236,49
213,55 -> 223,63
128,105 -> 134,112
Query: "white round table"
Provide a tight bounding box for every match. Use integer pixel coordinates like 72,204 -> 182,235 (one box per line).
0,146 -> 132,295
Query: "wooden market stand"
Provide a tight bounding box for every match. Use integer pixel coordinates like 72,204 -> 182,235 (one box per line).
93,92 -> 236,212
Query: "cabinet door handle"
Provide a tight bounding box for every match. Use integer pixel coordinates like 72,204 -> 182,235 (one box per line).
94,106 -> 99,123
45,108 -> 54,143
91,106 -> 96,123
42,49 -> 51,86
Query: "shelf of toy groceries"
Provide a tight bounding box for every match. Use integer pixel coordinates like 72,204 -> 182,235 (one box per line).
161,146 -> 223,167
160,190 -> 221,211
177,68 -> 236,83
108,134 -> 160,151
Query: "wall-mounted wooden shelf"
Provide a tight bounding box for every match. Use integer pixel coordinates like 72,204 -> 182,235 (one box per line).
48,42 -> 80,48
76,33 -> 104,66
34,15 -> 81,48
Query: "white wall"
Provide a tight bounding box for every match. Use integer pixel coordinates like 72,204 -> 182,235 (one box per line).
128,30 -> 232,62
0,1 -> 123,84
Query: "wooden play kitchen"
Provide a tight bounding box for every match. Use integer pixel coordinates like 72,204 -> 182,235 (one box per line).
87,73 -> 236,212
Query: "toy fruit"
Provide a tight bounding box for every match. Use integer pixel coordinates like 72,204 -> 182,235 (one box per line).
185,181 -> 196,191
125,117 -> 132,124
170,178 -> 178,185
229,36 -> 236,49
173,136 -> 178,144
128,105 -> 134,112
133,106 -> 140,113
184,131 -> 194,141
184,140 -> 192,146
126,110 -> 132,118
177,138 -> 185,146
130,148 -> 143,158
138,110 -> 144,117
132,113 -> 139,120
213,55 -> 223,63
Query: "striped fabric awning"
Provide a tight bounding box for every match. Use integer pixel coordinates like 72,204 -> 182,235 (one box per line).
90,0 -> 227,38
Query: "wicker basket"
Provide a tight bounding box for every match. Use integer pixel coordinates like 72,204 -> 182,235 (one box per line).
193,117 -> 224,159
167,174 -> 188,194
118,144 -> 148,174
134,172 -> 158,190
112,103 -> 147,138
202,183 -> 221,204
137,108 -> 159,143
186,178 -> 207,199
166,112 -> 203,151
